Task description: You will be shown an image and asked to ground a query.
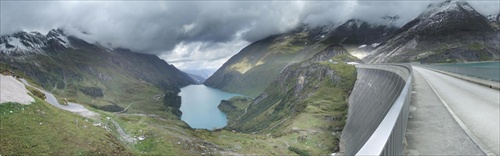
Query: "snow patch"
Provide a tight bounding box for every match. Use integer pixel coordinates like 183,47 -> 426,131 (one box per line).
358,44 -> 367,48
47,31 -> 71,48
0,75 -> 35,105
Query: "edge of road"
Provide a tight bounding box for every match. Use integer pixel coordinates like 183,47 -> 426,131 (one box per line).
418,66 -> 500,90
414,67 -> 497,156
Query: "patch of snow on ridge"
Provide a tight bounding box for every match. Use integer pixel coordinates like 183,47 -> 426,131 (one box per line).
47,31 -> 71,48
0,75 -> 35,105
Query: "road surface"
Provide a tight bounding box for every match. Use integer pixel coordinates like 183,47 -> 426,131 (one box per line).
19,79 -> 98,118
407,67 -> 499,155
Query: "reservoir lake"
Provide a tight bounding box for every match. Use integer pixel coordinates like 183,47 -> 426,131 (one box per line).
179,85 -> 240,129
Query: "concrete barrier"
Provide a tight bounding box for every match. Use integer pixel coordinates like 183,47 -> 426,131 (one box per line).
341,64 -> 412,155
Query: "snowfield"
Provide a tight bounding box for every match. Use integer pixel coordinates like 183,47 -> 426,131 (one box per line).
0,75 -> 35,104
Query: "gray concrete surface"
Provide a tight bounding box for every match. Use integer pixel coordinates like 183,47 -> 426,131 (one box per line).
421,66 -> 500,90
342,66 -> 408,155
19,78 -> 98,118
406,67 -> 499,155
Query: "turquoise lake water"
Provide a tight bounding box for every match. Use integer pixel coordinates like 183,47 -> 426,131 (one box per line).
179,85 -> 240,129
440,62 -> 500,69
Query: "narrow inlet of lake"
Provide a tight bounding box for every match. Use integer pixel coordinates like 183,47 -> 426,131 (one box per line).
179,85 -> 240,129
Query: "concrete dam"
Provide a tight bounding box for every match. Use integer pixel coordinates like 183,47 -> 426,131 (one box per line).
342,63 -> 499,155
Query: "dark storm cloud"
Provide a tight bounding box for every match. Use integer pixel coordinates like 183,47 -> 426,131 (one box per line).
1,0 -> 498,70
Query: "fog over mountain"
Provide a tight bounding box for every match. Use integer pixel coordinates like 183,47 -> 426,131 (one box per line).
1,0 -> 498,70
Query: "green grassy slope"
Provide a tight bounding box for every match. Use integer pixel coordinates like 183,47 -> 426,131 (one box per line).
217,96 -> 252,125
212,46 -> 358,154
204,31 -> 329,97
0,99 -> 132,155
0,38 -> 195,117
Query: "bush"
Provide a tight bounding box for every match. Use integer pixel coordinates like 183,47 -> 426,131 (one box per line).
288,146 -> 310,156
79,87 -> 103,98
26,86 -> 46,100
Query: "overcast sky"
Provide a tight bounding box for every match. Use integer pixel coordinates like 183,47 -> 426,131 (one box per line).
1,0 -> 498,71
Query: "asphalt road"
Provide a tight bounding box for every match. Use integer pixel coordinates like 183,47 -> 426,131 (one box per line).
409,67 -> 499,155
19,79 -> 97,118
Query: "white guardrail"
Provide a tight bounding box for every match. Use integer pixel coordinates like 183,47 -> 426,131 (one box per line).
354,64 -> 413,155
351,65 -> 413,155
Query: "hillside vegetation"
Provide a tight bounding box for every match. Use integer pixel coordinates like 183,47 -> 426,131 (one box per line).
212,45 -> 358,155
0,33 -> 195,117
205,30 -> 330,97
0,99 -> 131,155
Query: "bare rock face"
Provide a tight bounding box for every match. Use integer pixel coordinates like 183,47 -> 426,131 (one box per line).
230,45 -> 350,132
204,20 -> 392,97
364,0 -> 498,64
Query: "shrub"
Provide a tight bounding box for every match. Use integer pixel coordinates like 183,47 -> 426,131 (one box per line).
26,86 -> 46,100
79,87 -> 104,98
288,146 -> 310,156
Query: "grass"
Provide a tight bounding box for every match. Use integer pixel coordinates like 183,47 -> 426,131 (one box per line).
206,31 -> 329,97
216,54 -> 356,155
25,85 -> 46,100
218,96 -> 253,124
0,98 -> 131,155
5,46 -> 193,118
289,146 -> 310,156
468,42 -> 484,50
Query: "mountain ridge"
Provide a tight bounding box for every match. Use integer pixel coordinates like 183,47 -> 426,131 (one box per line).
364,0 -> 499,63
0,28 -> 195,117
204,19 -> 394,97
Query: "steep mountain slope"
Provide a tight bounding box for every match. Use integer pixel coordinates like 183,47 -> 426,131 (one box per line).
364,0 -> 499,63
221,45 -> 357,154
488,14 -> 500,30
0,29 -> 195,117
184,71 -> 207,84
323,19 -> 396,45
204,29 -> 330,97
205,21 -> 392,97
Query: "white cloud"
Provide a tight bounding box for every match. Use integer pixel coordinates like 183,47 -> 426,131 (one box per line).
1,0 -> 498,71
160,29 -> 250,70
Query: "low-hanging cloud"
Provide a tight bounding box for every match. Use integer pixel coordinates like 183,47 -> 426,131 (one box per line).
1,0 -> 498,70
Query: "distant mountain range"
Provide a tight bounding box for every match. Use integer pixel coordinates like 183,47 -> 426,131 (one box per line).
0,29 -> 195,116
364,0 -> 499,63
206,0 -> 498,97
2,0 -> 498,155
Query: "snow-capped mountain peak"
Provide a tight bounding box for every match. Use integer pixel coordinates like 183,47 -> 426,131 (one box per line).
363,0 -> 496,64
0,32 -> 46,54
0,28 -> 72,54
421,0 -> 478,19
46,29 -> 71,48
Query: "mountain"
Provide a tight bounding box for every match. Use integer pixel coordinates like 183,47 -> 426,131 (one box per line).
488,14 -> 500,30
183,69 -> 215,79
223,45 -> 357,154
186,73 -> 206,84
204,27 -> 331,97
0,29 -> 76,55
322,19 -> 397,45
364,0 -> 499,63
205,20 -> 391,97
0,28 -> 195,117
